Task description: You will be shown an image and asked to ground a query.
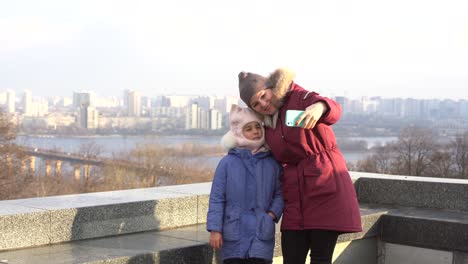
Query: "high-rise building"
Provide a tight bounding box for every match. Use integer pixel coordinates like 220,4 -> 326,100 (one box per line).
153,96 -> 171,107
192,96 -> 211,111
213,96 -> 240,114
6,90 -> 15,113
62,97 -> 73,107
186,103 -> 201,129
0,92 -> 5,105
200,109 -> 210,129
79,106 -> 99,129
23,90 -> 32,116
125,90 -> 141,117
95,97 -> 120,108
73,91 -> 95,109
210,109 -> 223,130
335,96 -> 346,110
166,95 -> 193,107
31,99 -> 49,117
73,91 -> 97,129
185,104 -> 224,130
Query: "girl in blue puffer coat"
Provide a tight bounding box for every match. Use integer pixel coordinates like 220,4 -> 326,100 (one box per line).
207,104 -> 284,264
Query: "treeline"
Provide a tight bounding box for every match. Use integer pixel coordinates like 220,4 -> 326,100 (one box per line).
0,142 -> 218,200
349,127 -> 468,179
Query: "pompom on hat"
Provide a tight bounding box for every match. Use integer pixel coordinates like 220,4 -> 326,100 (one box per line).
238,71 -> 269,107
221,104 -> 265,152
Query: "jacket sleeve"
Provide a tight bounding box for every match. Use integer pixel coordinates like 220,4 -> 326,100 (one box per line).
206,158 -> 228,232
268,164 -> 284,223
298,90 -> 342,126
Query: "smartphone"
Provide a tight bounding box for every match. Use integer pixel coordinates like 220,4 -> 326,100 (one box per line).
285,110 -> 305,127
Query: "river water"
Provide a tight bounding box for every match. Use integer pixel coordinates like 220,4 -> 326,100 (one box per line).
15,135 -> 397,167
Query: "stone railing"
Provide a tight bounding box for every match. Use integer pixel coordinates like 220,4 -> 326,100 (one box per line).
0,172 -> 467,263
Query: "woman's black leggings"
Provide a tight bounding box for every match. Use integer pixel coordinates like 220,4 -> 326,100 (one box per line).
281,229 -> 340,264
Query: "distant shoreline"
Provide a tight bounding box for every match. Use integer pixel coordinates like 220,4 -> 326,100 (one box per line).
16,134 -> 223,139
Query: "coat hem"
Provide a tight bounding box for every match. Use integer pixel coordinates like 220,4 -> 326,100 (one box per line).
280,225 -> 362,233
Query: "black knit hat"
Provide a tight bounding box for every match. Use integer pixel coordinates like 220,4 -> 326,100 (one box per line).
238,71 -> 269,107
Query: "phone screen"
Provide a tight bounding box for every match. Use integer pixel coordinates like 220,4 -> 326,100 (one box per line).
285,110 -> 305,127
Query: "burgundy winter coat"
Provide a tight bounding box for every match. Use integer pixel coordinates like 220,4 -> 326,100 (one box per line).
265,80 -> 362,232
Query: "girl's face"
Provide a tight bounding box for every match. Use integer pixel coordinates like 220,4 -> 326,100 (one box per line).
249,89 -> 279,115
242,121 -> 263,140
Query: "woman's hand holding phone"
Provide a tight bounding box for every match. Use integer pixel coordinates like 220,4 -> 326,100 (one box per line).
286,102 -> 327,129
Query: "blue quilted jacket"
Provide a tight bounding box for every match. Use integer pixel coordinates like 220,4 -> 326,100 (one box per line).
207,148 -> 284,261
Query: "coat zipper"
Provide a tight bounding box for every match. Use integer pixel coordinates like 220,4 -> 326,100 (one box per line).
278,113 -> 304,229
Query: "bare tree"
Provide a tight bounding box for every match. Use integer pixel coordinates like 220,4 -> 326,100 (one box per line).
125,142 -> 216,186
77,141 -> 103,159
373,144 -> 397,174
393,127 -> 436,176
128,143 -> 165,186
425,148 -> 454,178
355,144 -> 397,174
0,110 -> 16,144
355,156 -> 379,173
0,110 -> 36,200
451,132 -> 468,179
161,155 -> 213,185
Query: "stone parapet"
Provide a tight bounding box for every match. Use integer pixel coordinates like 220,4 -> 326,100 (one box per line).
0,182 -> 211,251
0,224 -> 217,264
380,207 -> 468,252
1,173 -> 468,263
352,172 -> 468,211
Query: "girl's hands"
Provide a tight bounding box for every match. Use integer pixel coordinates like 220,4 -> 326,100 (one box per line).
296,102 -> 327,129
209,231 -> 223,249
267,211 -> 276,221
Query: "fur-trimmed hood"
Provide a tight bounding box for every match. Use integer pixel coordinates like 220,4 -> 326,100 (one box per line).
267,68 -> 296,102
262,68 -> 295,128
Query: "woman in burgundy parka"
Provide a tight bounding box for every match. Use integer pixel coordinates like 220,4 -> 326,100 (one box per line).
237,68 -> 362,264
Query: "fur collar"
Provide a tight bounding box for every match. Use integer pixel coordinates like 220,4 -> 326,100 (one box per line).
263,68 -> 295,128
268,68 -> 295,101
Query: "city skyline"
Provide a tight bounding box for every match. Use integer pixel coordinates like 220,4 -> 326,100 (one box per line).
3,89 -> 468,104
3,86 -> 468,137
4,89 -> 468,106
1,0 -> 468,100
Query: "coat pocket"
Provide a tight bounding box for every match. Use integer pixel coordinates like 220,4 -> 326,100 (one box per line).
303,157 -> 337,197
257,213 -> 275,241
223,205 -> 240,241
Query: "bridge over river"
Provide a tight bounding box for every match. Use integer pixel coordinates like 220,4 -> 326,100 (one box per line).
6,146 -> 154,181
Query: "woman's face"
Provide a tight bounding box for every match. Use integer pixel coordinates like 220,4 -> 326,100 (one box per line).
249,89 -> 279,115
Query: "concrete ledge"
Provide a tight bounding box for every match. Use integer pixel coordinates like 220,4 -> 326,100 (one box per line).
0,205 -> 435,264
338,206 -> 387,243
2,174 -> 468,263
380,207 -> 468,252
271,206 -> 386,258
0,183 -> 211,251
0,224 -> 218,264
380,242 -> 454,264
351,172 -> 468,212
0,205 -> 50,250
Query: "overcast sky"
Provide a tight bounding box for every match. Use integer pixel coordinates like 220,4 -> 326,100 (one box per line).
1,0 -> 467,100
